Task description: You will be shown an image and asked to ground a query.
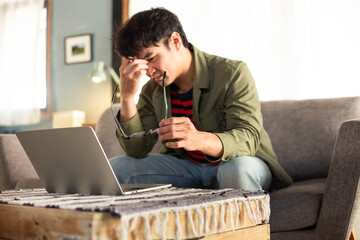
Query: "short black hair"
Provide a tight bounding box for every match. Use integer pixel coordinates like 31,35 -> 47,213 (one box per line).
114,8 -> 190,58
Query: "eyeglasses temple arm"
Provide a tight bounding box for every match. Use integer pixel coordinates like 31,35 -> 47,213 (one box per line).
163,71 -> 168,119
111,85 -> 128,138
107,66 -> 121,85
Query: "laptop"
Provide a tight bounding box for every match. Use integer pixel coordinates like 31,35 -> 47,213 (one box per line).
16,127 -> 171,195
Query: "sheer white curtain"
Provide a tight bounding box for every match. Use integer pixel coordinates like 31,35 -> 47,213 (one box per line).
129,0 -> 360,101
0,0 -> 44,125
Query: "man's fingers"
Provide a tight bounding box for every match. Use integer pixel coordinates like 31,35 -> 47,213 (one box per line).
159,117 -> 190,127
165,140 -> 184,149
134,69 -> 147,79
160,130 -> 185,141
158,123 -> 180,135
122,63 -> 148,78
158,118 -> 193,136
120,59 -> 148,77
122,58 -> 148,67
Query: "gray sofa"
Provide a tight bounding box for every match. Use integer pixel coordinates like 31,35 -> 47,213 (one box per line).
1,96 -> 359,240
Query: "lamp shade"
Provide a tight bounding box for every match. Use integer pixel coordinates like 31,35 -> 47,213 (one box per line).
90,61 -> 107,83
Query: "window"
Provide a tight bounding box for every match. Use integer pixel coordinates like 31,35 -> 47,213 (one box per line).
40,0 -> 51,115
36,6 -> 47,110
0,0 -> 47,126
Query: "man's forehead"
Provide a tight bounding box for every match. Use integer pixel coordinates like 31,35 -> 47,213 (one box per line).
141,51 -> 154,59
128,49 -> 154,60
134,42 -> 165,59
139,45 -> 160,57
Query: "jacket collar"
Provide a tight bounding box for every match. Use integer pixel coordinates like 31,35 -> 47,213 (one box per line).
193,44 -> 211,92
192,44 -> 211,127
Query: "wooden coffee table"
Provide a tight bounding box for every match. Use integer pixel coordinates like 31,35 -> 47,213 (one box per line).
0,188 -> 270,240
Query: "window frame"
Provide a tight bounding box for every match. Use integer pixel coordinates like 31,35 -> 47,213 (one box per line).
111,0 -> 129,95
42,0 -> 52,117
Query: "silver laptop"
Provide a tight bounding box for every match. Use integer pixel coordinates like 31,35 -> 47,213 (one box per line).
16,127 -> 171,195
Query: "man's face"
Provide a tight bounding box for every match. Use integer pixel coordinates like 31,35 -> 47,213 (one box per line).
132,41 -> 179,87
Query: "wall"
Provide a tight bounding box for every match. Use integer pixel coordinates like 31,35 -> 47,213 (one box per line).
52,0 -> 112,124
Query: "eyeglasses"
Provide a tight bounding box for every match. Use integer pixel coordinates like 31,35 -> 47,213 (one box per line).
111,71 -> 168,140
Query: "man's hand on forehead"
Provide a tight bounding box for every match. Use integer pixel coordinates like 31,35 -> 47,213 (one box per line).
125,58 -> 164,80
127,50 -> 154,62
120,58 -> 149,81
124,58 -> 148,66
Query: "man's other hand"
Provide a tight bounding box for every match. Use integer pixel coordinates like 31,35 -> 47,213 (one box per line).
158,117 -> 223,158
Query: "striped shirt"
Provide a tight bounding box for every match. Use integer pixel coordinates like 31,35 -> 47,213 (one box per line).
170,85 -> 219,165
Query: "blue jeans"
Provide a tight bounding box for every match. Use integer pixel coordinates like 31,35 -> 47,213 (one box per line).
109,154 -> 272,191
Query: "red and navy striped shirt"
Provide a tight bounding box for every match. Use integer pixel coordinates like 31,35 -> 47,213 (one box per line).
170,85 -> 219,165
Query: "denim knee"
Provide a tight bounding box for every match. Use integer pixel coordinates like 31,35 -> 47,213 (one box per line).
217,156 -> 272,191
109,155 -> 138,183
108,154 -> 207,187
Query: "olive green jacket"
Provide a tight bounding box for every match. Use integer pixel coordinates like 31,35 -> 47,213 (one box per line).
116,45 -> 293,189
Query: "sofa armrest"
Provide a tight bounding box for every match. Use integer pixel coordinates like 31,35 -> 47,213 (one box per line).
0,134 -> 38,190
315,119 -> 360,240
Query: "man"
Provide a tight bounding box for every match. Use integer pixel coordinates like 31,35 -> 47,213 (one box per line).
110,7 -> 292,191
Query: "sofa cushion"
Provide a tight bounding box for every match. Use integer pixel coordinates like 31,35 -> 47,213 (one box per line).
261,97 -> 360,181
270,178 -> 326,232
0,134 -> 38,190
95,104 -> 125,159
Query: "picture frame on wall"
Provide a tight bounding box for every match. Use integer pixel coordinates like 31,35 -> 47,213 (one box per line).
64,34 -> 92,64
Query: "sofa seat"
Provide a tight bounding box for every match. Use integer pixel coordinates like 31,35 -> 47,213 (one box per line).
271,229 -> 315,240
270,178 -> 326,232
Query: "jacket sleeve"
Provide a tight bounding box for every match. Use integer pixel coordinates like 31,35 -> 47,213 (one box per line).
214,62 -> 263,162
116,82 -> 160,158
